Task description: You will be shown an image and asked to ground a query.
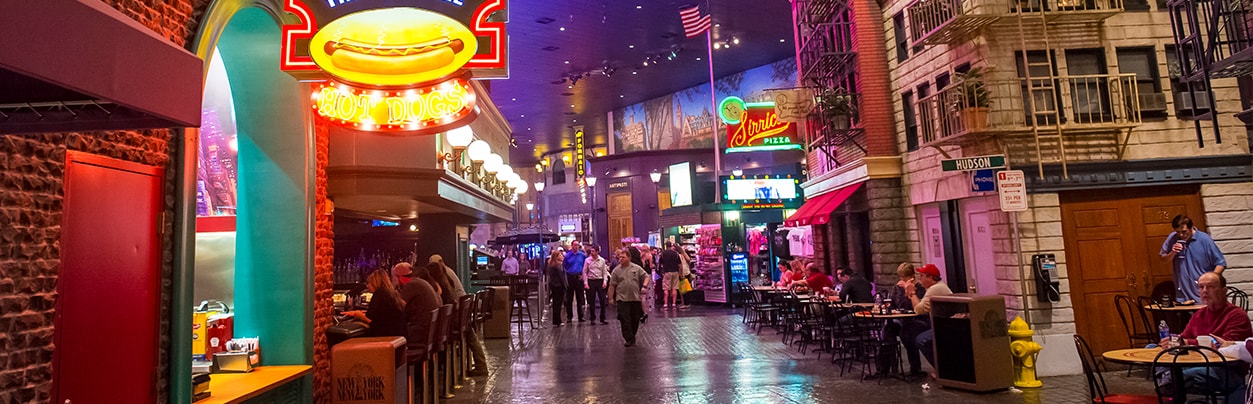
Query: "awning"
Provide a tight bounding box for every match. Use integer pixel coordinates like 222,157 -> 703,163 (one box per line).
0,0 -> 202,133
784,183 -> 862,226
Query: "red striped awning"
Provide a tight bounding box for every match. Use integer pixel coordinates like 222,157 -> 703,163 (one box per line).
784,183 -> 862,226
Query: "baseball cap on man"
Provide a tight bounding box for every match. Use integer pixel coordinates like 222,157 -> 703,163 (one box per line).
429,254 -> 444,264
392,262 -> 413,277
918,264 -> 942,278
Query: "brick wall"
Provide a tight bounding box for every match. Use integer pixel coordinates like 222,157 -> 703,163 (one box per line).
851,0 -> 898,158
988,194 -> 1074,334
0,1 -> 209,402
866,178 -> 917,287
0,132 -> 177,403
314,117 -> 335,402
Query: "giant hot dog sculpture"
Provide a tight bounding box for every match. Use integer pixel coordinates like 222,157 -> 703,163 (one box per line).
323,37 -> 467,75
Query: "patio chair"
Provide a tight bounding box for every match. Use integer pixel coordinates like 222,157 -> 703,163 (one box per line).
1227,286 -> 1248,312
1072,334 -> 1155,404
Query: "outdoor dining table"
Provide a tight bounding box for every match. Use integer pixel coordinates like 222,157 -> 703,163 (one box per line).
1103,347 -> 1236,403
1144,303 -> 1205,331
852,310 -> 924,319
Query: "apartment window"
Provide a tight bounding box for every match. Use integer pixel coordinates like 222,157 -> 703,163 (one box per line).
1016,50 -> 1063,124
1116,47 -> 1167,119
1164,45 -> 1212,118
1124,0 -> 1151,11
936,72 -> 951,91
551,158 -> 567,184
894,13 -> 909,63
904,91 -> 919,151
1066,49 -> 1113,123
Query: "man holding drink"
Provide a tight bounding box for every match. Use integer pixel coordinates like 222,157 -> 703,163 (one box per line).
1160,215 -> 1226,303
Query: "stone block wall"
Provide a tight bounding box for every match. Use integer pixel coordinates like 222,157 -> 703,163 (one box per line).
866,178 -> 918,286
0,1 -> 209,402
988,193 -> 1074,335
1201,183 -> 1253,289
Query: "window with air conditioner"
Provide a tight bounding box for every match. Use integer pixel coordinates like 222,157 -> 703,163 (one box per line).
1116,47 -> 1167,120
1164,45 -> 1213,119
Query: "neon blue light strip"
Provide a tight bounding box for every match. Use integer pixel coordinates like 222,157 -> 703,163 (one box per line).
745,101 -> 776,108
725,144 -> 804,153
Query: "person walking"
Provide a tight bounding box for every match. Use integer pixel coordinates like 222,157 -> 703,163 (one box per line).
546,250 -> 568,327
583,245 -> 610,325
658,242 -> 682,309
609,247 -> 649,346
563,241 -> 588,322
502,250 -> 519,275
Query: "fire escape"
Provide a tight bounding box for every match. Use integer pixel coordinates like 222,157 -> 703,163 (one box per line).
1167,0 -> 1253,146
797,0 -> 865,177
906,0 -> 1143,177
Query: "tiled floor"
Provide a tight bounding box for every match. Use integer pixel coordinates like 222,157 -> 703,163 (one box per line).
446,306 -> 1157,403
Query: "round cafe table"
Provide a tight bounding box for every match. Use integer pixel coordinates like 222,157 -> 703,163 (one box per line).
852,311 -> 923,319
1103,347 -> 1235,403
1143,304 -> 1205,312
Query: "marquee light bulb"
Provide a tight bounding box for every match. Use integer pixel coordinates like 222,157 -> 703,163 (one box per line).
483,154 -> 503,173
466,140 -> 490,162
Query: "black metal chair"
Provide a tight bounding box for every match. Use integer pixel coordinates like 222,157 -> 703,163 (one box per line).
1115,295 -> 1155,348
1152,345 -> 1234,404
1227,286 -> 1248,311
1072,334 -> 1156,404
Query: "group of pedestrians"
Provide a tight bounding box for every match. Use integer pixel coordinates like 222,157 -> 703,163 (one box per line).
546,242 -> 691,346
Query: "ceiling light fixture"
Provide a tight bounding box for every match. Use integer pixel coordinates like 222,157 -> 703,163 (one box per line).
559,27 -> 566,31
564,60 -> 570,64
632,71 -> 637,75
629,45 -> 634,48
780,39 -> 786,42
636,5 -> 642,8
733,38 -> 740,45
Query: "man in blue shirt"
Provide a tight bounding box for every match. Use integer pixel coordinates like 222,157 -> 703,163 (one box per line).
564,241 -> 588,322
1160,215 -> 1226,303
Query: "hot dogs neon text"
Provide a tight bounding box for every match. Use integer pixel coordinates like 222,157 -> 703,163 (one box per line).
312,77 -> 476,132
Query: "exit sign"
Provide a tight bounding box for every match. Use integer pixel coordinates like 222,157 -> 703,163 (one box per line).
941,155 -> 1006,172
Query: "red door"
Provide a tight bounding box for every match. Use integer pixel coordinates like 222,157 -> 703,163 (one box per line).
54,151 -> 163,404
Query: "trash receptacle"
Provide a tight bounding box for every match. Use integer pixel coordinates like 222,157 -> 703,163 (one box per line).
484,286 -> 511,339
930,294 -> 1012,392
332,336 -> 407,404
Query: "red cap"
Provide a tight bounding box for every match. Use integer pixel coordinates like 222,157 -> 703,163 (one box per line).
918,264 -> 942,279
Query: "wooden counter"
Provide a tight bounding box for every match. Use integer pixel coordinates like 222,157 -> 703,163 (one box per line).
199,365 -> 312,404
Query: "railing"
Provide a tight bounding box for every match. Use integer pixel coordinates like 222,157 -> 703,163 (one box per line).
907,0 -> 1122,46
799,21 -> 857,82
915,73 -> 1141,146
806,91 -> 866,177
908,0 -> 1003,45
1170,0 -> 1253,78
797,0 -> 849,27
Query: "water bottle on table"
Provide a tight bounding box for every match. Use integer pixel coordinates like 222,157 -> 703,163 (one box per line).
1158,320 -> 1170,347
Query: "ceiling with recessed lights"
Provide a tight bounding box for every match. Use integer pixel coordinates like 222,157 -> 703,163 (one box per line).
491,0 -> 796,164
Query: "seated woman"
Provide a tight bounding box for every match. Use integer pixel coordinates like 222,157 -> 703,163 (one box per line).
776,260 -> 805,288
344,269 -> 408,338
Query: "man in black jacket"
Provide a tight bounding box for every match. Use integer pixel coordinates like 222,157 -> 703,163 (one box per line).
837,268 -> 874,304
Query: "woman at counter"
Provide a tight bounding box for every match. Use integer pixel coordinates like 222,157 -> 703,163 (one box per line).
344,269 -> 407,338
426,262 -> 456,305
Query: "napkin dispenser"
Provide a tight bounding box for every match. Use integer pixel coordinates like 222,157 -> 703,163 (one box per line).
212,350 -> 259,373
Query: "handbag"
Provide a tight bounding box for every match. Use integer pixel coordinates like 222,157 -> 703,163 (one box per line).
679,278 -> 693,294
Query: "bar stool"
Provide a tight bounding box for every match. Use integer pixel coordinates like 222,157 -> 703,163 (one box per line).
452,294 -> 475,386
407,307 -> 439,404
509,277 -> 536,334
429,304 -> 454,402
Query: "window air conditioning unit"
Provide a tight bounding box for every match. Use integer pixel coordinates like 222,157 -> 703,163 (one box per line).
1174,91 -> 1212,110
1138,93 -> 1168,112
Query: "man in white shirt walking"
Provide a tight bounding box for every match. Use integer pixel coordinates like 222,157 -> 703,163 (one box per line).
583,245 -> 611,325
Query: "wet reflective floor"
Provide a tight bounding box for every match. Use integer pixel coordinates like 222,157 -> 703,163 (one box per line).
447,306 -> 1156,403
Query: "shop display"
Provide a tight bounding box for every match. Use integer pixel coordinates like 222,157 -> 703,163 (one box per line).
747,225 -> 772,285
694,224 -> 724,301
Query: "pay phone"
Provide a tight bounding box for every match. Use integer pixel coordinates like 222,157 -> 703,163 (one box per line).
1033,254 -> 1060,302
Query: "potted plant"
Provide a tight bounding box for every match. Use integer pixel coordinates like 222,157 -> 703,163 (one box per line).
817,89 -> 858,130
953,67 -> 991,130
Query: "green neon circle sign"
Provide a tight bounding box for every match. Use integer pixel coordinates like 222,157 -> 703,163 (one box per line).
719,96 -> 746,124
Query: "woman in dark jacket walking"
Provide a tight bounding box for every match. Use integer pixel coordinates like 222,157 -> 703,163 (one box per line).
547,250 -> 568,326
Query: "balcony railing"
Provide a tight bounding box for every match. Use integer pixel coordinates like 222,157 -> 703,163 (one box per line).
915,73 -> 1141,147
806,91 -> 866,177
799,22 -> 857,83
797,0 -> 850,27
907,0 -> 1122,47
908,0 -> 1004,45
1168,0 -> 1253,78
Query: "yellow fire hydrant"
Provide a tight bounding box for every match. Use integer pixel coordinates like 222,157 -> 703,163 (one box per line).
1008,316 -> 1043,388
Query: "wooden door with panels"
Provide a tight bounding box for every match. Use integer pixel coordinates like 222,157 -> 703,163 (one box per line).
1061,186 -> 1204,355
607,192 -> 633,251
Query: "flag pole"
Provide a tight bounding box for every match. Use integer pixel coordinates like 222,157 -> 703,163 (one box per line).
706,27 -> 721,204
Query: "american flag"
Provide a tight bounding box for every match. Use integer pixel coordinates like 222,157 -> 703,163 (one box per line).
679,3 -> 712,38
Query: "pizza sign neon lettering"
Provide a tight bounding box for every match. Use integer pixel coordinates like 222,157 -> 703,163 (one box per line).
726,105 -> 800,150
312,77 -> 477,133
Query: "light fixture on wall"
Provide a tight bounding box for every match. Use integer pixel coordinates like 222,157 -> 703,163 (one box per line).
466,140 -> 490,183
444,126 -> 474,175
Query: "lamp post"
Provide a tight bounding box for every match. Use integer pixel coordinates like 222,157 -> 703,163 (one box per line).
445,125 -> 474,176
650,169 -> 662,247
584,175 -> 598,246
533,180 -> 545,229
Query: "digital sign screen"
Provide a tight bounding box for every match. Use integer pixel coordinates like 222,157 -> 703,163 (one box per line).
669,162 -> 693,207
476,256 -> 489,266
725,178 -> 799,201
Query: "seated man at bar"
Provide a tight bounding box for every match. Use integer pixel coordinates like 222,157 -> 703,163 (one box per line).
1156,272 -> 1251,402
904,263 -> 952,379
